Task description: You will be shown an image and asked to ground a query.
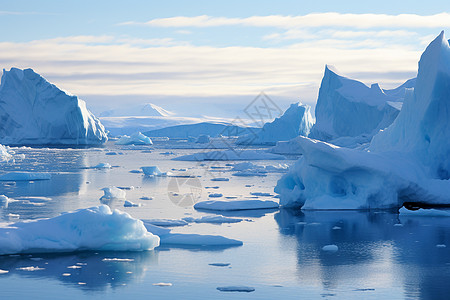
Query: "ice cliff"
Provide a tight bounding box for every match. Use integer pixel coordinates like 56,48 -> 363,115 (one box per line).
275,32 -> 450,210
0,68 -> 107,145
309,65 -> 415,146
236,102 -> 314,145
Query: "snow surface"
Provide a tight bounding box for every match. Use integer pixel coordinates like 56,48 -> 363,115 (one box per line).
0,205 -> 160,254
174,150 -> 286,161
115,132 -> 153,145
236,102 -> 314,145
0,68 -> 107,145
275,32 -> 450,210
194,199 -> 279,211
308,65 -> 415,146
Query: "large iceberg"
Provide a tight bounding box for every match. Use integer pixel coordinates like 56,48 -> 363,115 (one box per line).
0,205 -> 160,255
308,65 -> 415,146
0,68 -> 107,145
275,32 -> 450,210
236,102 -> 314,145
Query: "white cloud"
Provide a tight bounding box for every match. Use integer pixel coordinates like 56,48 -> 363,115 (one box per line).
122,13 -> 450,29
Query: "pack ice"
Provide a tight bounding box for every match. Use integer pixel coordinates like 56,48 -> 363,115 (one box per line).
0,68 -> 107,145
236,102 -> 314,145
275,32 -> 450,210
308,65 -> 415,147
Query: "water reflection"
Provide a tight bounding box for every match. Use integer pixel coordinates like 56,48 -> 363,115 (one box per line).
0,251 -> 158,292
274,209 -> 450,298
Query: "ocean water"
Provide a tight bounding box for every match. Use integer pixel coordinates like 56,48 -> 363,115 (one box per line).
0,141 -> 449,299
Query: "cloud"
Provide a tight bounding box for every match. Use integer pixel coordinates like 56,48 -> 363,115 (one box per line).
120,13 -> 450,29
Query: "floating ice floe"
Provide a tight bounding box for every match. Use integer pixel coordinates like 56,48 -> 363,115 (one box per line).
100,187 -> 126,200
275,32 -> 450,210
173,149 -> 286,161
217,286 -> 255,292
194,200 -> 279,211
208,193 -> 223,198
0,172 -> 51,181
0,205 -> 160,255
183,215 -> 243,224
0,68 -> 107,145
211,177 -> 229,182
92,163 -> 111,169
116,132 -> 152,145
143,219 -> 189,227
143,222 -> 242,247
236,102 -> 313,146
322,245 -> 339,252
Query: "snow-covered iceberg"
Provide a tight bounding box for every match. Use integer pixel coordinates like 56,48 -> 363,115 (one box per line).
0,205 -> 160,255
275,32 -> 450,210
308,65 -> 415,147
0,144 -> 13,162
0,68 -> 107,145
236,102 -> 314,145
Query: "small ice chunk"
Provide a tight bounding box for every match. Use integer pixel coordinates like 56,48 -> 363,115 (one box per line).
160,233 -> 243,247
394,223 -> 404,227
102,258 -> 134,262
140,196 -> 153,200
209,193 -> 223,198
116,132 -> 152,145
436,244 -> 447,248
92,163 -> 111,169
62,273 -> 71,276
141,166 -> 162,176
217,286 -> 255,292
0,269 -> 9,274
153,282 -> 172,287
332,226 -> 342,230
211,177 -> 229,182
67,265 -> 82,269
124,200 -> 141,207
322,245 -> 339,252
100,187 -> 126,200
209,263 -> 230,267
105,152 -> 118,155
129,169 -> 142,173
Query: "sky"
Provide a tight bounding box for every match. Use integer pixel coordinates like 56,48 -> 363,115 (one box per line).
0,0 -> 449,117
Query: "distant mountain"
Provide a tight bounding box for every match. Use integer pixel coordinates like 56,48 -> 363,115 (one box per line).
99,103 -> 174,117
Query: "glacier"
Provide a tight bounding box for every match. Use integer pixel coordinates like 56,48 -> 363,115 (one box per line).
0,68 -> 107,145
0,205 -> 160,255
236,102 -> 314,146
275,32 -> 450,210
308,65 -> 415,147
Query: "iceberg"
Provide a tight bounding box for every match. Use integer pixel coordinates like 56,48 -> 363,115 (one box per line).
196,134 -> 211,144
0,68 -> 107,145
0,144 -> 13,162
115,132 -> 152,145
308,65 -> 415,147
141,166 -> 163,176
236,102 -> 314,145
275,32 -> 450,210
0,205 -> 160,255
100,187 -> 126,200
